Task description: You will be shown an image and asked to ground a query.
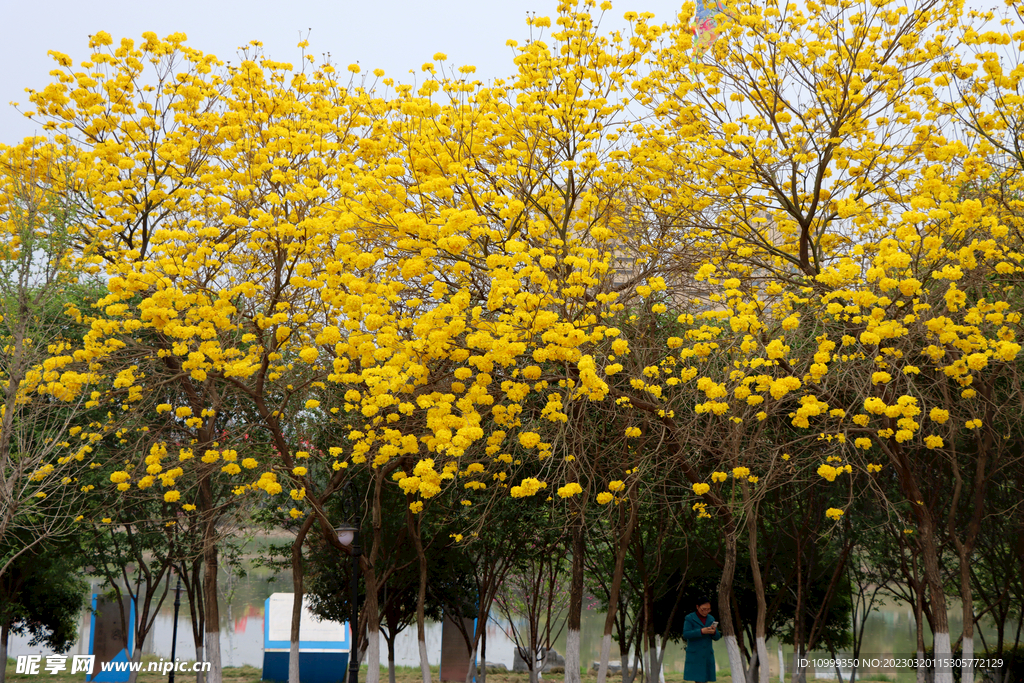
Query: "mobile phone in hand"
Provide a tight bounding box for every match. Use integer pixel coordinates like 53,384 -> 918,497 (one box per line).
711,621 -> 718,630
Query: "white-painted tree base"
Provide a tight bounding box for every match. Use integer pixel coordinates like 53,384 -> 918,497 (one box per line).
419,638 -> 431,683
195,645 -> 205,683
366,630 -> 380,683
756,637 -> 769,683
206,636 -> 222,683
289,641 -> 300,683
566,629 -> 581,683
962,636 -> 974,683
726,635 -> 745,683
933,632 -> 953,683
128,647 -> 143,683
596,634 -> 612,683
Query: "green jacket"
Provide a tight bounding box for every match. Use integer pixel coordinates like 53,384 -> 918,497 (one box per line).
683,611 -> 722,682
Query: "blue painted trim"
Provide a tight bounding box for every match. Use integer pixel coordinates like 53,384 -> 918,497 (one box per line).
264,640 -> 347,650
471,618 -> 478,683
264,597 -> 270,645
87,595 -> 96,662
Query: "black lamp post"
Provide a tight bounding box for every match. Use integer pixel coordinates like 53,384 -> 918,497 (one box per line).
336,524 -> 361,683
168,575 -> 182,683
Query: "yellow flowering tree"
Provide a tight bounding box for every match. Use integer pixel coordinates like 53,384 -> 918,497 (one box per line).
20,32 -> 390,683
0,141 -> 98,581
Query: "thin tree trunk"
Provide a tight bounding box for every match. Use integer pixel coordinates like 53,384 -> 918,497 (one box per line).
794,643 -> 807,683
793,526 -> 805,683
387,632 -> 397,683
408,505 -> 431,683
181,555 -> 206,683
290,514 -> 317,683
364,467 -> 392,683
747,499 -> 769,683
479,621 -> 488,683
364,565 -> 381,683
1,619 -> 10,683
745,649 -> 759,683
598,491 -> 638,683
915,559 -> 926,683
566,515 -> 585,683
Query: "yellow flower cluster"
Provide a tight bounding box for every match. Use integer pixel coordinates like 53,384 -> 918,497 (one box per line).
510,478 -> 547,498
557,482 -> 583,498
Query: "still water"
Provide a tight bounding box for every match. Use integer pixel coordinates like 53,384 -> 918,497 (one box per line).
7,565 -> 1017,677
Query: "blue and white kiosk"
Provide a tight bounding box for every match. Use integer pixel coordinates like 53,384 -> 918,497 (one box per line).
87,594 -> 136,682
262,593 -> 350,683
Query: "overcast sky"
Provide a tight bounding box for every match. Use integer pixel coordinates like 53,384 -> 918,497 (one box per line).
0,0 -> 686,145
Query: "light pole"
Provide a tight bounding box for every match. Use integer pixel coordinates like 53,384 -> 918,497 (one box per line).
336,524 -> 361,683
168,574 -> 182,683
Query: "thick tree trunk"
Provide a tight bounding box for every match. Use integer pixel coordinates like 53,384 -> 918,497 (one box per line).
719,525 -> 745,683
567,630 -> 582,683
920,522 -> 952,683
127,646 -> 143,683
648,635 -> 662,683
754,639 -> 768,683
960,563 -> 975,683
597,636 -> 614,683
366,629 -> 380,683
202,514 -> 221,683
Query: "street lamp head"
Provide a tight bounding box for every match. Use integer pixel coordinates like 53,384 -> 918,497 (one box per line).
336,523 -> 358,547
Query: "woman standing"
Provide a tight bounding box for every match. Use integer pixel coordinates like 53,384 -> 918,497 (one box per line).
683,597 -> 723,683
